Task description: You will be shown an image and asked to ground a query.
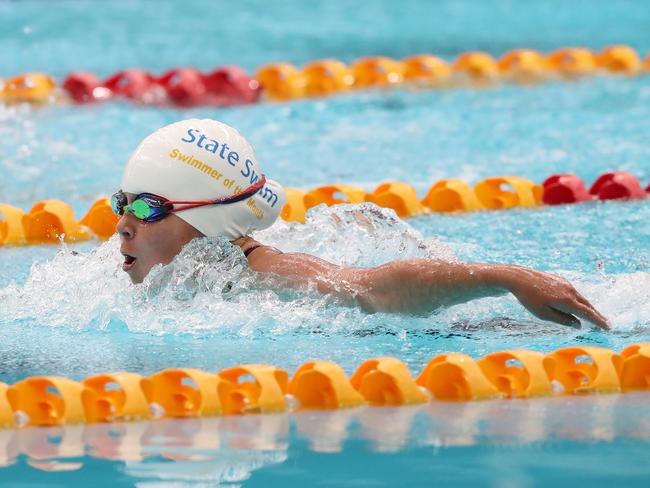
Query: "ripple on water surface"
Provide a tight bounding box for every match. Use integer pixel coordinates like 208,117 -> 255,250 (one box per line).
1,77 -> 650,212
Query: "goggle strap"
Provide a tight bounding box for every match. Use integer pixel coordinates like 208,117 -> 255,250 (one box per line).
167,175 -> 267,212
112,175 -> 267,220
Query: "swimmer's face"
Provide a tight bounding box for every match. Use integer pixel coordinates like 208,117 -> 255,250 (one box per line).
116,193 -> 203,284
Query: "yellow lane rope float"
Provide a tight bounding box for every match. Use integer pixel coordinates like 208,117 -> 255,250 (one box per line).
2,171 -> 648,245
2,45 -> 649,107
255,44 -> 649,101
0,343 -> 648,429
0,73 -> 59,104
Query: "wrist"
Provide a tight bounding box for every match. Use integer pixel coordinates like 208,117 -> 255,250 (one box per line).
473,263 -> 523,292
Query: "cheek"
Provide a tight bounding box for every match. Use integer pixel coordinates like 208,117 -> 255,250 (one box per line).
146,223 -> 188,265
158,239 -> 185,265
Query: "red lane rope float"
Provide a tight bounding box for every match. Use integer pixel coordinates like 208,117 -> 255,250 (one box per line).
542,171 -> 648,205
157,68 -> 207,106
62,72 -> 111,103
203,66 -> 261,106
60,66 -> 260,107
104,69 -> 160,101
3,45 -> 649,107
588,172 -> 647,200
0,172 -> 648,245
0,343 -> 647,429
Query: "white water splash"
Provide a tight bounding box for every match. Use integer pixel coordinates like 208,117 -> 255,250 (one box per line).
253,203 -> 456,266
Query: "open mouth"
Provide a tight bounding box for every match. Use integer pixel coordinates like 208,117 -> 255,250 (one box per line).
122,253 -> 137,272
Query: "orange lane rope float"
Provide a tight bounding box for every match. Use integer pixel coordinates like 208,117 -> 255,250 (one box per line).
2,45 -> 649,107
402,54 -> 452,86
0,73 -> 59,104
1,171 -> 647,245
452,51 -> 500,85
255,44 -> 647,101
0,343 -> 647,429
498,49 -> 552,84
1,200 -> 105,246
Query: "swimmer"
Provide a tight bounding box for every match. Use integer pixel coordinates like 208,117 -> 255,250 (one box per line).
115,119 -> 610,330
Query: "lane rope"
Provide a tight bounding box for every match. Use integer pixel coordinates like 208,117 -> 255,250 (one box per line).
0,343 -> 648,429
1,171 -> 647,245
1,45 -> 648,106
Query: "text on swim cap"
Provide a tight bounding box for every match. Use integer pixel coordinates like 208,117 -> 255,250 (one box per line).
182,128 -> 244,168
180,128 -> 279,208
169,148 -> 223,182
169,147 -> 280,216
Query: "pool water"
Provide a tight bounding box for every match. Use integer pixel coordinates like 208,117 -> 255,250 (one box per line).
1,393 -> 650,486
1,0 -> 650,485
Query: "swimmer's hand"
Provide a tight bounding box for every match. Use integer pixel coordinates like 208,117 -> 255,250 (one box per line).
486,265 -> 611,330
356,261 -> 611,330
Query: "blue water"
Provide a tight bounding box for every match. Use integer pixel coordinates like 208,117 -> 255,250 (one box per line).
2,0 -> 650,77
0,394 -> 649,486
1,0 -> 650,486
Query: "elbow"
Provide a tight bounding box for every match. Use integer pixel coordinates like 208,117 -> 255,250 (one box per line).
345,265 -> 417,314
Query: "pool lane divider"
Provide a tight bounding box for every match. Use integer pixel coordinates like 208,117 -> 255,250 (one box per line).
1,45 -> 649,106
1,171 -> 648,246
0,344 -> 648,429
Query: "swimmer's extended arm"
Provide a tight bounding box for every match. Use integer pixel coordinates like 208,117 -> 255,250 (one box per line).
244,245 -> 610,330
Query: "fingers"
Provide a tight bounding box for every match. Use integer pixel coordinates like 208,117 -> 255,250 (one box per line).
548,280 -> 611,330
554,299 -> 611,330
512,270 -> 612,330
575,302 -> 610,330
543,306 -> 581,329
573,291 -> 592,307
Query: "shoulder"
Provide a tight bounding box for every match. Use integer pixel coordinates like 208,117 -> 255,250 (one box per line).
233,236 -> 282,259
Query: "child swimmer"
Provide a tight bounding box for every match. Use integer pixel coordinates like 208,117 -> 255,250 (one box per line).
114,119 -> 610,330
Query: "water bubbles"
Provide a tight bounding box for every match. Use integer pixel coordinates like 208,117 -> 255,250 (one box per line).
254,203 -> 456,267
140,235 -> 249,301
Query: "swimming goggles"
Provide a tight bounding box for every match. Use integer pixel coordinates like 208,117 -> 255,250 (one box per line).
111,175 -> 266,223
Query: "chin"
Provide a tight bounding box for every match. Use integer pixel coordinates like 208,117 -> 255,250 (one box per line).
126,269 -> 145,284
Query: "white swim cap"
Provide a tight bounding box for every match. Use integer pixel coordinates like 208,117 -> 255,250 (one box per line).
121,119 -> 285,240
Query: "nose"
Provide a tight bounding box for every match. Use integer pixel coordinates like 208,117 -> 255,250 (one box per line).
116,212 -> 136,239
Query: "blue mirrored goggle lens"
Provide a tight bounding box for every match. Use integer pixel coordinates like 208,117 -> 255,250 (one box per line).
111,191 -> 127,216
